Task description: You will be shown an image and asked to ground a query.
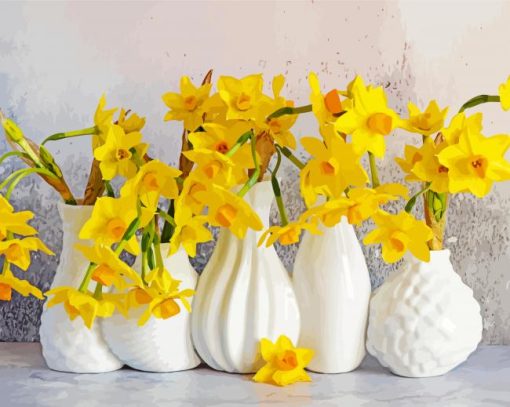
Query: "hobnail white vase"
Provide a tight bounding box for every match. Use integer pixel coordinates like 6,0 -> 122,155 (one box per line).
293,217 -> 371,373
191,180 -> 301,373
101,245 -> 201,372
367,249 -> 482,377
39,203 -> 123,373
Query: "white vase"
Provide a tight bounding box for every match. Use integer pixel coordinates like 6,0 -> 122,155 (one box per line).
39,203 -> 123,373
293,217 -> 371,373
191,180 -> 301,373
101,245 -> 201,372
366,249 -> 482,377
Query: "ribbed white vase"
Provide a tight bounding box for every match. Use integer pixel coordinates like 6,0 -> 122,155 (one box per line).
39,203 -> 123,373
191,181 -> 301,373
293,217 -> 371,373
102,245 -> 201,372
367,249 -> 483,377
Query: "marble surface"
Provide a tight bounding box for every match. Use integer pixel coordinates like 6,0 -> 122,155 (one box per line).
0,343 -> 509,406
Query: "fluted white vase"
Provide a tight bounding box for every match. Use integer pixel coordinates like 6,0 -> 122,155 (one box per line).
293,217 -> 371,373
367,249 -> 483,377
102,245 -> 201,372
191,180 -> 301,373
39,203 -> 123,373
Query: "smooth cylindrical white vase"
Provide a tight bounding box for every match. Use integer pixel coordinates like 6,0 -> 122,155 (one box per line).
293,218 -> 371,373
39,203 -> 123,373
191,181 -> 301,373
101,245 -> 201,372
367,249 -> 483,377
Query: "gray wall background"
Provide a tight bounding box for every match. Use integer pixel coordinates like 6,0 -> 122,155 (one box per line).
0,1 -> 509,344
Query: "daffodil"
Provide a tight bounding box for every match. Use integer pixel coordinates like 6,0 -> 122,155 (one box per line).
0,268 -> 43,301
198,184 -> 263,239
45,287 -> 116,329
395,144 -> 425,183
498,76 -> 510,111
94,124 -> 142,180
162,76 -> 216,131
76,244 -> 142,290
309,72 -> 344,134
217,74 -> 269,121
120,160 -> 181,208
253,335 -> 314,387
169,199 -> 212,257
335,75 -> 400,157
0,195 -> 37,240
363,210 -> 433,263
117,108 -> 146,133
179,174 -> 210,215
300,130 -> 368,207
438,129 -> 510,197
411,140 -> 450,193
127,267 -> 194,326
403,100 -> 448,136
189,121 -> 252,159
93,94 -> 117,148
0,237 -> 53,271
258,220 -> 321,247
441,112 -> 483,146
79,196 -> 153,255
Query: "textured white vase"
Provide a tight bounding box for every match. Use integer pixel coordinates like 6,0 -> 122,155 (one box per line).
39,203 -> 123,373
102,245 -> 201,372
293,217 -> 371,373
191,180 -> 301,373
367,249 -> 483,377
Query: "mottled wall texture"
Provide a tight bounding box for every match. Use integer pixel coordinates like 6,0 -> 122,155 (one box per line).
1,1 -> 509,344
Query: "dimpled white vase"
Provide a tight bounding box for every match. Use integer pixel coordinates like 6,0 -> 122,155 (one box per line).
39,203 -> 123,373
293,217 -> 371,373
101,245 -> 201,372
191,181 -> 301,373
367,249 -> 482,377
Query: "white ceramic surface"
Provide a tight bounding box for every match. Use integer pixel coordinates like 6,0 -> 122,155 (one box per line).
39,203 -> 123,373
191,181 -> 301,373
101,245 -> 201,372
367,249 -> 483,377
293,218 -> 371,373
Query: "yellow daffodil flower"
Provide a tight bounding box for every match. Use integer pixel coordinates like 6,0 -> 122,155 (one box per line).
76,244 -> 142,290
198,184 -> 263,239
189,121 -> 253,158
120,160 -> 182,209
309,72 -> 345,134
300,130 -> 368,207
0,195 -> 37,240
179,174 -> 210,215
169,199 -> 212,257
0,237 -> 53,271
45,287 -> 116,329
438,129 -> 510,197
363,210 -> 433,263
258,220 -> 321,247
441,112 -> 483,146
117,108 -> 146,134
162,76 -> 215,131
253,335 -> 314,387
335,75 -> 400,157
94,124 -> 142,180
93,94 -> 117,148
79,196 -> 153,255
0,268 -> 43,301
411,140 -> 450,193
498,76 -> 510,111
127,267 -> 194,326
217,74 -> 269,121
403,100 -> 448,136
395,144 -> 425,183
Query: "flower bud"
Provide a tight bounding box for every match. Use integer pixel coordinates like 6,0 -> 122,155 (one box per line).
0,111 -> 25,143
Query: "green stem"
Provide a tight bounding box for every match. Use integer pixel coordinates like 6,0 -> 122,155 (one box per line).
1,260 -> 9,276
0,151 -> 28,166
104,181 -> 115,198
160,200 -> 174,244
368,152 -> 380,188
225,130 -> 253,158
93,283 -> 103,300
278,145 -> 305,170
271,149 -> 289,226
158,208 -> 175,227
42,126 -> 97,145
267,104 -> 312,120
238,133 -> 260,198
459,95 -> 500,113
405,182 -> 431,213
1,167 -> 58,199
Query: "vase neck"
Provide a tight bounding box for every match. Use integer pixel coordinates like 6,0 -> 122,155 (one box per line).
241,180 -> 273,229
